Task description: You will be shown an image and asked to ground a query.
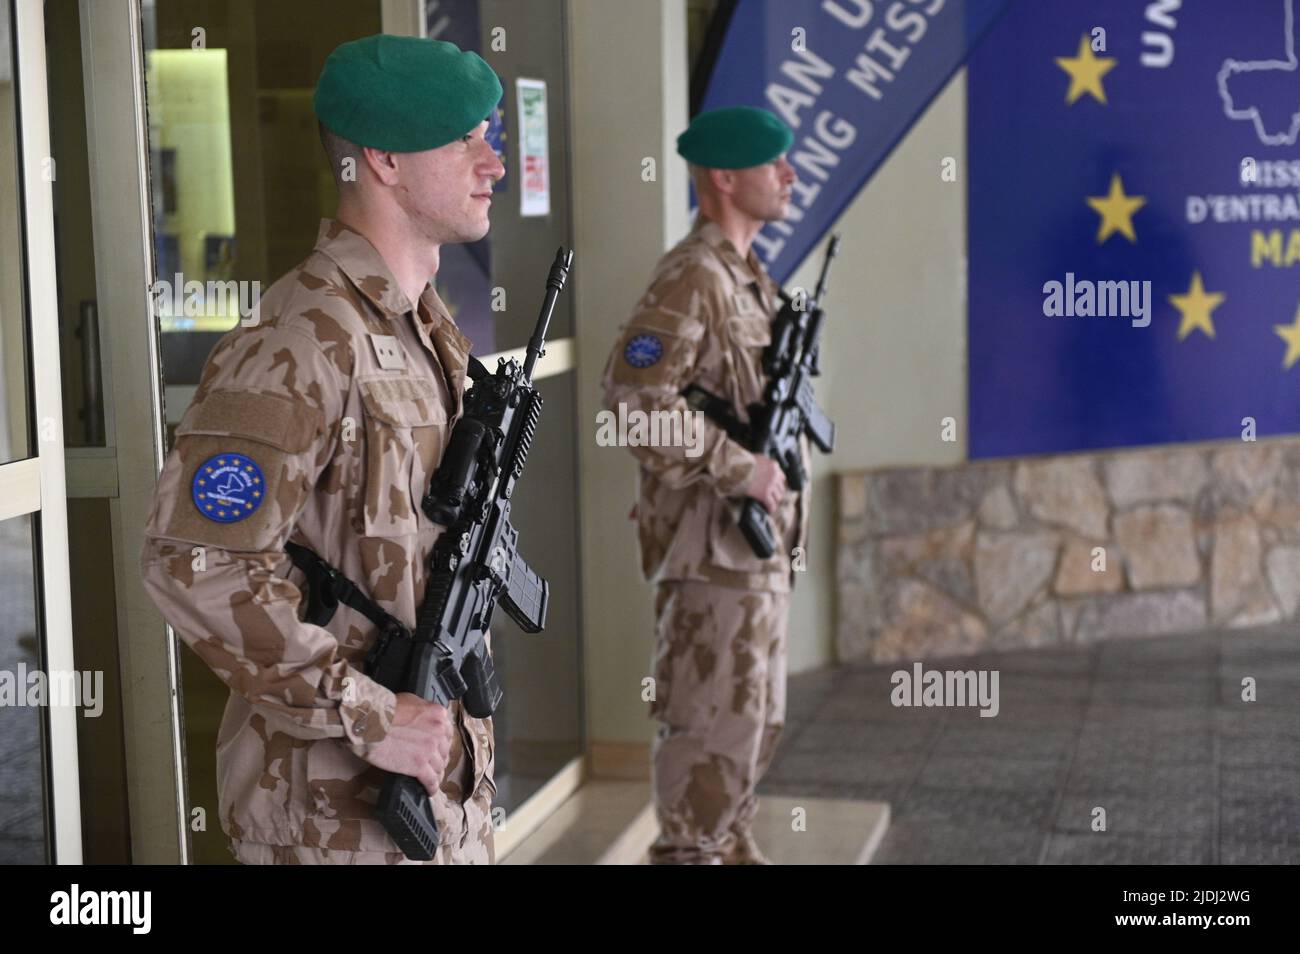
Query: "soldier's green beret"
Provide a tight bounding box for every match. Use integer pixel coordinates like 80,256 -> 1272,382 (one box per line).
313,34 -> 502,152
676,106 -> 794,169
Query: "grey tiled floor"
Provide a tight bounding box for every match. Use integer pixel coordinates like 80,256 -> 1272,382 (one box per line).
0,519 -> 45,864
759,625 -> 1300,864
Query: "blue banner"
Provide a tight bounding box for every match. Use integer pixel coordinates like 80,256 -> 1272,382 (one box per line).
970,0 -> 1300,458
698,0 -> 1011,282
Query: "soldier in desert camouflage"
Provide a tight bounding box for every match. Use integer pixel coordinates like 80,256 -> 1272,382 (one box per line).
601,106 -> 809,865
139,34 -> 506,864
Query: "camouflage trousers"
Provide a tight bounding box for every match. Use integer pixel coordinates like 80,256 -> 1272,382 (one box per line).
230,827 -> 494,865
648,581 -> 788,865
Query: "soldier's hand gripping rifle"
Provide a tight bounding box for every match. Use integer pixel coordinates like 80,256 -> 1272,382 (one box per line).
367,248 -> 574,860
684,234 -> 838,559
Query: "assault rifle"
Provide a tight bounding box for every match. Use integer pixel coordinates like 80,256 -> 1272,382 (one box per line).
683,234 -> 838,558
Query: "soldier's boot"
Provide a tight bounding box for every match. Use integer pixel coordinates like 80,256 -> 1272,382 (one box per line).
721,827 -> 773,865
648,843 -> 724,865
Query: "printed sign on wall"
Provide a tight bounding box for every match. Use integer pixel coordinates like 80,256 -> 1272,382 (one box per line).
517,78 -> 550,217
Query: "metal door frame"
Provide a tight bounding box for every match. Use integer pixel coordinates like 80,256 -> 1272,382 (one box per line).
6,0 -> 82,864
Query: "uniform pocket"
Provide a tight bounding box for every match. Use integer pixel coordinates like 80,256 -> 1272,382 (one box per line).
724,312 -> 771,349
722,313 -> 771,413
652,584 -> 733,730
357,375 -> 448,538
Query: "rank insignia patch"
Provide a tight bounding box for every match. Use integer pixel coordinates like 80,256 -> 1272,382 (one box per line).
624,333 -> 664,369
192,453 -> 266,523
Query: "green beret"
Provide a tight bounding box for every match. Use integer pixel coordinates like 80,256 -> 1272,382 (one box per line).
314,34 -> 502,152
676,106 -> 794,169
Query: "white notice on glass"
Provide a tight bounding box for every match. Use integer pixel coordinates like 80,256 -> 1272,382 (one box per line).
516,78 -> 550,217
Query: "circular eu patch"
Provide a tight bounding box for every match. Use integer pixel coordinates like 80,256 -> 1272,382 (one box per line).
624,333 -> 664,369
192,452 -> 266,524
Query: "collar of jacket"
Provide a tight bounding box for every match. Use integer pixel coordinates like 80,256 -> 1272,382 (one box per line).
692,214 -> 766,286
691,213 -> 779,310
312,217 -> 474,357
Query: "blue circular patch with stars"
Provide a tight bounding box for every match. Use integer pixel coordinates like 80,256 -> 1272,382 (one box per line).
624,333 -> 664,369
192,452 -> 265,523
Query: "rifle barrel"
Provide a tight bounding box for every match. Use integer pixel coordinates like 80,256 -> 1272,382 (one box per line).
523,248 -> 575,382
811,233 -> 840,308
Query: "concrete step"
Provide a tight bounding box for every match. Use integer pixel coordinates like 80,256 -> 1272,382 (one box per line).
498,780 -> 652,865
498,781 -> 890,865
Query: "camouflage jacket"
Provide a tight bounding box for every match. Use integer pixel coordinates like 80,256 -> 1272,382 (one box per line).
140,219 -> 494,856
601,215 -> 810,593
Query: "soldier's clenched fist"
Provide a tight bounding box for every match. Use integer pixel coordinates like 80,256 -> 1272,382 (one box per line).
362,693 -> 455,796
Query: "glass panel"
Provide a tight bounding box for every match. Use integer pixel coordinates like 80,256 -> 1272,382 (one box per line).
0,514 -> 48,863
64,499 -> 130,863
143,0 -> 385,400
491,369 -> 584,811
46,0 -> 107,449
0,2 -> 31,464
462,0 -> 574,353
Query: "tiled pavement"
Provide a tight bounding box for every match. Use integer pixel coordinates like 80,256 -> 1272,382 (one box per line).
760,625 -> 1300,864
0,521 -> 44,864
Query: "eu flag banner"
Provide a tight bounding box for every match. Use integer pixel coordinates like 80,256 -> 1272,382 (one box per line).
970,0 -> 1300,459
698,0 -> 1012,282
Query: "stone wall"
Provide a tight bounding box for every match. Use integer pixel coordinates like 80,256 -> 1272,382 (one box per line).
835,438 -> 1300,663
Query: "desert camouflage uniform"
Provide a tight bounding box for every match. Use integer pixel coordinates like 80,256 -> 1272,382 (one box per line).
140,219 -> 494,865
601,214 -> 810,864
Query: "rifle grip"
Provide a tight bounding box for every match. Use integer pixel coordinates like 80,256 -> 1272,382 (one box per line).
782,447 -> 806,493
376,773 -> 439,862
739,498 -> 777,559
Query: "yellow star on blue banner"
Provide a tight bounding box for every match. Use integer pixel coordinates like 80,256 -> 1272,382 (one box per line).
1274,304 -> 1300,370
1056,35 -> 1117,105
1169,271 -> 1224,341
1087,173 -> 1146,243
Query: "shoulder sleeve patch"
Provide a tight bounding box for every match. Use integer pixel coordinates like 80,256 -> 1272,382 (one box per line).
623,333 -> 664,369
191,452 -> 266,523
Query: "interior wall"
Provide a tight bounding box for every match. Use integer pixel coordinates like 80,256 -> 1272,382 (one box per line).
786,73 -> 969,674
569,0 -> 690,746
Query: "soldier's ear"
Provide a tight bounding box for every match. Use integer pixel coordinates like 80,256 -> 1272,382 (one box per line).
708,167 -> 733,196
362,146 -> 401,186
